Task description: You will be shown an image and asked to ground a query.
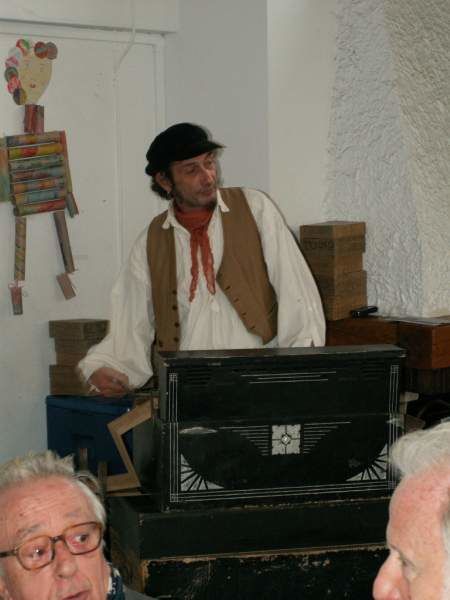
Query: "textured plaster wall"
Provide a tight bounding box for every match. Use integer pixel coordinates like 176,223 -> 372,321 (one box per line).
326,0 -> 450,316
326,0 -> 421,316
384,0 -> 450,315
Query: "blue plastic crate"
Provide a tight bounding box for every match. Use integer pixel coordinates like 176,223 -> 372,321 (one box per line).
46,395 -> 134,476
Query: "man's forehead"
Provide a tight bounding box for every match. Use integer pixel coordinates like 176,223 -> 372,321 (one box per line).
0,477 -> 92,543
396,466 -> 450,505
172,151 -> 216,167
387,467 -> 450,540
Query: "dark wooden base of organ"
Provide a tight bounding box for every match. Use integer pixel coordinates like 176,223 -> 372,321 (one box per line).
142,545 -> 386,599
108,495 -> 389,599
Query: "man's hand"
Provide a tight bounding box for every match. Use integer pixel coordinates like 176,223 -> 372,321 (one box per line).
88,367 -> 130,398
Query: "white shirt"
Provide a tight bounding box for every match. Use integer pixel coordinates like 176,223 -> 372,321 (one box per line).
79,188 -> 325,389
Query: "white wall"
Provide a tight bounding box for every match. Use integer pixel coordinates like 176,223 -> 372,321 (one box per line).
165,1 -> 337,234
0,20 -> 165,463
0,0 -> 179,33
267,0 -> 337,229
164,0 -> 270,193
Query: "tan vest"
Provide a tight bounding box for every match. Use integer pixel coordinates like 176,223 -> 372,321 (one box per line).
147,187 -> 277,351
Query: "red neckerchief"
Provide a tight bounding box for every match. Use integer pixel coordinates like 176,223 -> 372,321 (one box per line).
174,203 -> 215,302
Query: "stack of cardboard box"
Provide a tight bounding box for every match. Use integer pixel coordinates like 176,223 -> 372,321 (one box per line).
49,319 -> 108,395
299,221 -> 366,320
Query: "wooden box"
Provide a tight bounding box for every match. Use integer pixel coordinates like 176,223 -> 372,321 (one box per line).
326,317 -> 450,370
300,221 -> 366,257
49,319 -> 109,392
137,346 -> 404,511
49,364 -> 90,395
322,291 -> 368,321
108,493 -> 389,598
327,317 -> 399,346
316,270 -> 367,297
305,253 -> 364,278
397,321 -> 450,370
403,367 -> 450,394
49,318 -> 109,340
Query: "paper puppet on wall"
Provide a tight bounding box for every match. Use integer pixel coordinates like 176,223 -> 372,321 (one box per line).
1,39 -> 78,314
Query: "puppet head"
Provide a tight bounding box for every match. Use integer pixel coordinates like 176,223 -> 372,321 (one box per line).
4,38 -> 58,105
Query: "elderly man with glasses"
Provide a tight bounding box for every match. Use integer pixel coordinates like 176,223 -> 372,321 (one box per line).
0,451 -> 151,600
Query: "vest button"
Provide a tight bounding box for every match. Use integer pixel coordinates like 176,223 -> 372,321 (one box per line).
173,337 -> 179,343
172,290 -> 177,295
172,305 -> 177,310
158,340 -> 163,347
174,322 -> 180,327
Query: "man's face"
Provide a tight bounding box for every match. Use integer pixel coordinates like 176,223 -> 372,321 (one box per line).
0,476 -> 109,600
156,151 -> 218,211
373,468 -> 449,600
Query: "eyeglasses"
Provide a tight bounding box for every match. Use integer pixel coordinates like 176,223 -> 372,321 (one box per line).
0,521 -> 103,571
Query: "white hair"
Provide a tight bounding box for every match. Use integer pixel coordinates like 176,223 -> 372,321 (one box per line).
0,451 -> 106,577
391,421 -> 450,478
0,450 -> 106,526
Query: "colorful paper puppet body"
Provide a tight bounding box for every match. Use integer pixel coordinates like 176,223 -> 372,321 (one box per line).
1,39 -> 78,314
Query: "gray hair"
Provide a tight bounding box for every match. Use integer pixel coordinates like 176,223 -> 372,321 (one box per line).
391,421 -> 450,478
391,421 -> 450,578
0,450 -> 106,526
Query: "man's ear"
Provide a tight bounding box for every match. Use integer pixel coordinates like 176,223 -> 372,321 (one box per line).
0,574 -> 12,600
155,172 -> 172,195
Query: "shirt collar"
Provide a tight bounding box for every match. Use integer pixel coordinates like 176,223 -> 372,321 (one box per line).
161,188 -> 229,229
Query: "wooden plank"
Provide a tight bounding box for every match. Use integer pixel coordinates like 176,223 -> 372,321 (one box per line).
106,400 -> 153,493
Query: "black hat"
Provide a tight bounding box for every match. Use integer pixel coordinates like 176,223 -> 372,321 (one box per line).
145,123 -> 223,176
